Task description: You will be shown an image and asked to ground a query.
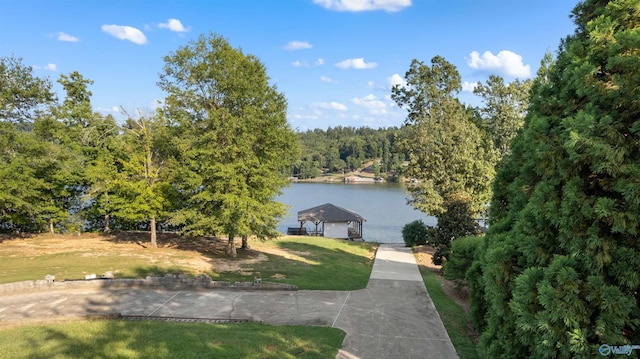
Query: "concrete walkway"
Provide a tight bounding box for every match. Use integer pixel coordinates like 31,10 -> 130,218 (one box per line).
334,244 -> 458,359
0,243 -> 457,359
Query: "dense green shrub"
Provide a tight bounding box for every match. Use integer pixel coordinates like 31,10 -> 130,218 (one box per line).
431,194 -> 480,265
473,1 -> 640,357
443,235 -> 483,281
401,219 -> 430,247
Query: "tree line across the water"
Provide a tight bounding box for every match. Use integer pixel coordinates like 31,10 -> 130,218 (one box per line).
292,126 -> 406,180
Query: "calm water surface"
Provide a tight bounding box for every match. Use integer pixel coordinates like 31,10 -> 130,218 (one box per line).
276,182 -> 437,244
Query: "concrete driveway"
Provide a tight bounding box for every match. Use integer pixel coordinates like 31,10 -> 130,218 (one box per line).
0,244 -> 458,359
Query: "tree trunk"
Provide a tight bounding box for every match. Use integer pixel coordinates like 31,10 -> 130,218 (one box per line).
241,235 -> 248,250
227,236 -> 237,257
49,220 -> 55,234
104,190 -> 110,233
150,217 -> 157,248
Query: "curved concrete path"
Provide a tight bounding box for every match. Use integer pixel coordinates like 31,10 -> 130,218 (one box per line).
0,244 -> 457,359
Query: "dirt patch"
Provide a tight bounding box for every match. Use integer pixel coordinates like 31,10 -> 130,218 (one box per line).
414,245 -> 470,312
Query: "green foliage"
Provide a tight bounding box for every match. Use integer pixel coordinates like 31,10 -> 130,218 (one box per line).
158,33 -> 298,244
432,195 -> 480,265
401,219 -> 430,247
293,126 -> 405,178
474,75 -> 533,156
1,38 -> 299,239
473,1 -> 640,357
110,111 -> 176,247
0,55 -> 56,124
420,263 -> 481,359
392,56 -> 496,216
443,235 -> 483,281
0,122 -> 49,231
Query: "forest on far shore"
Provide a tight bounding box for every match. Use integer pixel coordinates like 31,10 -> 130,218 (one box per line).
292,126 -> 406,180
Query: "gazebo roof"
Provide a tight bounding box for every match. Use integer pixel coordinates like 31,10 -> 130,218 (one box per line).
297,203 -> 366,223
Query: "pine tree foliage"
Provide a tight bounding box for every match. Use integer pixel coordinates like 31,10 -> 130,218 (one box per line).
474,1 -> 640,357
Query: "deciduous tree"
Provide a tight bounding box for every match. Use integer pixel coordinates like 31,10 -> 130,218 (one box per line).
0,55 -> 56,124
474,75 -> 532,156
391,56 -> 496,216
158,33 -> 298,254
113,110 -> 175,248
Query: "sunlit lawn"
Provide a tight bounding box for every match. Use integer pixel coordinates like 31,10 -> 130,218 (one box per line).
0,234 -> 378,290
225,236 -> 378,290
0,320 -> 345,359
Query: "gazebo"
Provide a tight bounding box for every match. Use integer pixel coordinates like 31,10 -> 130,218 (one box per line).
295,203 -> 366,240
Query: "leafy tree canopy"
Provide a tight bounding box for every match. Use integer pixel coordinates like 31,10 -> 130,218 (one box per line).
158,33 -> 298,250
392,56 -> 496,216
0,55 -> 56,124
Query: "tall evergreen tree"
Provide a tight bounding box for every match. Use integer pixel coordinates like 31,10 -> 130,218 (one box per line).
158,33 -> 298,254
475,1 -> 640,357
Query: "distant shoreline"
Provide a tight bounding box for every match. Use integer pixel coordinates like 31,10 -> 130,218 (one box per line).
289,174 -> 402,184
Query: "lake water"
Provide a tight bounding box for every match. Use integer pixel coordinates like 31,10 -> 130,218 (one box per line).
276,182 -> 437,244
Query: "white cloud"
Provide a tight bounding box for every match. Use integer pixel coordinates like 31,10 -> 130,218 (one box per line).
101,24 -> 147,45
387,73 -> 407,89
291,113 -> 319,121
57,32 -> 79,42
158,18 -> 188,32
284,40 -> 313,50
320,75 -> 338,83
352,94 -> 387,115
313,0 -> 411,12
462,81 -> 479,92
35,63 -> 57,71
315,58 -> 324,66
335,58 -> 377,70
312,101 -> 348,111
467,50 -> 531,78
292,60 -> 308,67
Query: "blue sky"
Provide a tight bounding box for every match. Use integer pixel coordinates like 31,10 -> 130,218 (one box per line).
1,0 -> 578,130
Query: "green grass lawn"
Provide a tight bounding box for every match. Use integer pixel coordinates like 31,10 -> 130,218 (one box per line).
222,237 -> 378,290
0,320 -> 345,359
0,234 -> 377,290
418,264 -> 479,359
